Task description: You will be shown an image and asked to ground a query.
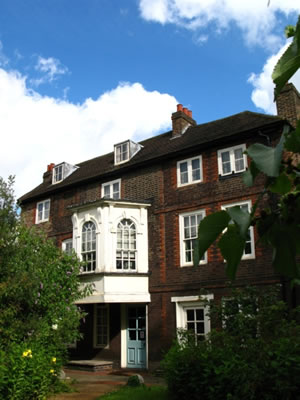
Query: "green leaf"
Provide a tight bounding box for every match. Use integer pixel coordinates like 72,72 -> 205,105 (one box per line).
269,173 -> 292,195
226,206 -> 251,239
243,161 -> 260,187
285,24 -> 296,39
272,231 -> 299,278
285,120 -> 300,152
272,17 -> 300,98
246,132 -> 286,177
218,225 -> 245,280
194,211 -> 231,266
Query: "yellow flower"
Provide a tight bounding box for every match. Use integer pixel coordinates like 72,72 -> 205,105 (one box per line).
52,357 -> 56,363
50,369 -> 55,374
22,349 -> 32,357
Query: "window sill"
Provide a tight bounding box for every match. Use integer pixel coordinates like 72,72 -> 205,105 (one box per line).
177,180 -> 203,188
218,171 -> 245,180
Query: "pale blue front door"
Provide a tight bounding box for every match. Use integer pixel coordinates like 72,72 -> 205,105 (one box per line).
127,306 -> 146,368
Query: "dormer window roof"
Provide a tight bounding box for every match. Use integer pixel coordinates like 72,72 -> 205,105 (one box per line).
52,162 -> 78,184
114,140 -> 143,166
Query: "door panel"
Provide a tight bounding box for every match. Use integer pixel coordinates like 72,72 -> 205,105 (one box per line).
127,305 -> 146,368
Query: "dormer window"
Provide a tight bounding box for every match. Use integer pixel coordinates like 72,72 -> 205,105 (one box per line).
54,164 -> 63,183
52,162 -> 78,184
114,140 -> 143,166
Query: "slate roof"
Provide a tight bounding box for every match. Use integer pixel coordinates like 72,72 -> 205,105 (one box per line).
19,111 -> 284,204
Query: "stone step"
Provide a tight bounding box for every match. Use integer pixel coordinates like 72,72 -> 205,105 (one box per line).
66,360 -> 114,372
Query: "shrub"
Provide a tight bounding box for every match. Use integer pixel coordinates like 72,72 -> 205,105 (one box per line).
162,286 -> 300,400
0,176 -> 92,398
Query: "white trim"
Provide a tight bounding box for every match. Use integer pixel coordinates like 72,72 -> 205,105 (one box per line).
177,155 -> 203,187
35,199 -> 50,224
62,238 -> 73,255
172,294 -> 214,340
121,304 -> 127,368
179,209 -> 207,266
221,200 -> 255,260
217,144 -> 247,176
93,304 -> 110,348
102,179 -> 121,200
53,164 -> 64,184
114,141 -> 130,165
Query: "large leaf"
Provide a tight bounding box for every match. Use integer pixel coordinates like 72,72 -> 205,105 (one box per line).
271,230 -> 299,278
218,225 -> 245,280
243,161 -> 260,187
272,17 -> 300,98
269,173 -> 292,195
194,211 -> 230,266
226,206 -> 251,239
246,132 -> 286,177
284,120 -> 300,152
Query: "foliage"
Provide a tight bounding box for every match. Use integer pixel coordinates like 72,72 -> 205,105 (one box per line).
97,385 -> 168,400
127,375 -> 143,387
162,286 -> 300,400
0,176 -> 92,399
194,17 -> 300,282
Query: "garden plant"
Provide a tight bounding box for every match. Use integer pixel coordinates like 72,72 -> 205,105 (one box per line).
0,176 -> 92,399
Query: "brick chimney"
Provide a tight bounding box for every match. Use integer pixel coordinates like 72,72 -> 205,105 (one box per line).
276,83 -> 300,128
171,104 -> 197,138
43,163 -> 55,184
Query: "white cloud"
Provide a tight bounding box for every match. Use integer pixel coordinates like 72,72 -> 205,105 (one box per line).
0,69 -> 177,199
0,40 -> 9,67
139,0 -> 300,49
32,56 -> 69,86
248,40 -> 300,114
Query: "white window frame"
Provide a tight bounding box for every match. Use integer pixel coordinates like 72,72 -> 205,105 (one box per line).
81,221 -> 97,273
93,304 -> 109,348
217,144 -> 247,176
36,199 -> 50,224
221,200 -> 255,260
177,155 -> 203,187
116,218 -> 137,271
101,179 -> 121,200
114,141 -> 129,165
179,210 -> 207,267
53,163 -> 66,184
171,295 -> 213,341
62,238 -> 73,255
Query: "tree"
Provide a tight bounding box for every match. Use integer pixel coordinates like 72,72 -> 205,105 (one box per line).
0,176 -> 92,399
195,16 -> 300,283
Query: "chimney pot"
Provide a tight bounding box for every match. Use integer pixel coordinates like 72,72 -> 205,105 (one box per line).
171,104 -> 196,138
47,163 -> 55,172
188,110 -> 192,118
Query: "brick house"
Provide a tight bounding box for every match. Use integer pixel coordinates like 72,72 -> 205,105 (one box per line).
19,83 -> 300,369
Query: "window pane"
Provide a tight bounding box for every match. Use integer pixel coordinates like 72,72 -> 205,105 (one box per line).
180,162 -> 188,184
186,309 -> 194,321
191,158 -> 201,181
197,322 -> 204,334
103,185 -> 110,198
196,309 -> 204,320
221,151 -> 231,174
233,148 -> 245,172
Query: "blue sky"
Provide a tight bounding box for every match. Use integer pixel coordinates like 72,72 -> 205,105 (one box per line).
0,0 -> 300,198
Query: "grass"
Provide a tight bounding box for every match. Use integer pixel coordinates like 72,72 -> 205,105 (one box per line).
96,385 -> 168,400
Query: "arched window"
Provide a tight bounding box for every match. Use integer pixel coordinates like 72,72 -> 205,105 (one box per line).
82,221 -> 96,272
116,219 -> 136,270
